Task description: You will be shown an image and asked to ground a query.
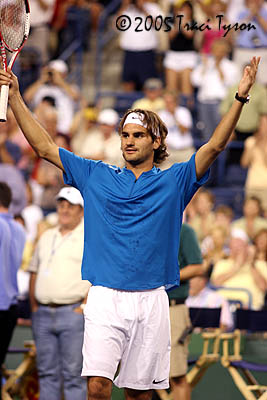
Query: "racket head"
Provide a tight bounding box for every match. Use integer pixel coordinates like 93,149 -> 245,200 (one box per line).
0,0 -> 30,52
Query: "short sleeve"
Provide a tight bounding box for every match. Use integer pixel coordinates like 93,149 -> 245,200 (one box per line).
28,244 -> 39,273
59,148 -> 100,192
170,153 -> 209,209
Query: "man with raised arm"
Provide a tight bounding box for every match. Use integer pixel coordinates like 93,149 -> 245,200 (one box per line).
0,57 -> 260,400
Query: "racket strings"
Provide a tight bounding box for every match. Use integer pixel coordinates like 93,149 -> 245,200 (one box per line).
0,0 -> 26,50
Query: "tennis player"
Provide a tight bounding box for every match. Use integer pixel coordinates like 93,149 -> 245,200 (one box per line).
0,57 -> 259,400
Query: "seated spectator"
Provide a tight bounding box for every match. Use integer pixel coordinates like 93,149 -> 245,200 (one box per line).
158,90 -> 195,167
191,39 -> 238,141
233,0 -> 267,86
70,105 -> 98,154
201,205 -> 234,258
252,228 -> 267,263
214,205 -> 234,238
231,196 -> 267,241
24,59 -> 81,134
220,63 -> 267,164
164,1 -> 197,108
210,228 -> 267,310
241,116 -> 267,212
201,225 -> 229,266
131,78 -> 165,113
79,108 -> 123,167
186,269 -> 234,331
116,0 -> 162,91
189,189 -> 216,243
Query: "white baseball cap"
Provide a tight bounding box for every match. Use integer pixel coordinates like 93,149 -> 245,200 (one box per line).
48,59 -> 68,74
97,109 -> 119,126
231,228 -> 249,243
56,187 -> 84,207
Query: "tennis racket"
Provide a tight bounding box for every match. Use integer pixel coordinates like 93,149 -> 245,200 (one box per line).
0,0 -> 30,122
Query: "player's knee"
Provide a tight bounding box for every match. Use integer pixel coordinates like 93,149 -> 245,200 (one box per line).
124,388 -> 153,400
87,376 -> 112,399
171,374 -> 188,387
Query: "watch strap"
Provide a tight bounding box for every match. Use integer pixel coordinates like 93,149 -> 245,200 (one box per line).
235,92 -> 250,104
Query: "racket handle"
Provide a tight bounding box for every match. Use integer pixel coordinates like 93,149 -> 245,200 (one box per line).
0,84 -> 9,122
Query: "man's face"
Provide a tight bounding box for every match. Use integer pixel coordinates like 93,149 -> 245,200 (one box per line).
145,88 -> 161,101
57,200 -> 83,231
120,123 -> 160,166
230,237 -> 247,256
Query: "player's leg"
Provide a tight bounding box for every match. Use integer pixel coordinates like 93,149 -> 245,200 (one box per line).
125,388 -> 153,400
82,287 -> 129,399
171,375 -> 190,400
88,376 -> 113,400
114,287 -> 170,391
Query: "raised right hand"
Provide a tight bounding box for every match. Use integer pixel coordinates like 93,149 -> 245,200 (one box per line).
0,67 -> 20,98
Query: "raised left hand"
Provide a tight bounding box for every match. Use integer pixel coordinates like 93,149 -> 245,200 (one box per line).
237,56 -> 260,97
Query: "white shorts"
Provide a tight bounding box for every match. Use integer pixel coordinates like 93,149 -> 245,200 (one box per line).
164,50 -> 198,72
82,285 -> 171,390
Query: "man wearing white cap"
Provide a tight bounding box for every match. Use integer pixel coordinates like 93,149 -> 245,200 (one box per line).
79,108 -> 123,167
24,59 -> 80,134
0,57 -> 260,400
28,186 -> 90,400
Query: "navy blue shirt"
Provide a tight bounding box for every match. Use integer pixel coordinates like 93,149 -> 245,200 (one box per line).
59,148 -> 209,290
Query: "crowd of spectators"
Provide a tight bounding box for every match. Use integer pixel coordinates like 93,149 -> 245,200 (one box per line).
1,0 -> 266,322
0,0 -> 266,396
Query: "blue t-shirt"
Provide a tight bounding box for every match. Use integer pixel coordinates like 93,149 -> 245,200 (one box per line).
0,213 -> 25,310
59,148 -> 209,290
236,8 -> 267,48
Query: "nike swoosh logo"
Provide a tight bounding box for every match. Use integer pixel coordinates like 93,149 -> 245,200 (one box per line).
152,379 -> 166,384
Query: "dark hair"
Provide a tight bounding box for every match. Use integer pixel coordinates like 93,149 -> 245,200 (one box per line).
14,214 -> 25,226
0,182 -> 12,208
42,96 -> 56,107
118,109 -> 169,165
174,1 -> 194,19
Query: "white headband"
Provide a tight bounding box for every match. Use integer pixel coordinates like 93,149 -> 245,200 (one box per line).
123,112 -> 160,137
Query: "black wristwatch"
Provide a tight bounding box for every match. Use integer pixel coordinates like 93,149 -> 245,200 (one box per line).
235,92 -> 250,104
